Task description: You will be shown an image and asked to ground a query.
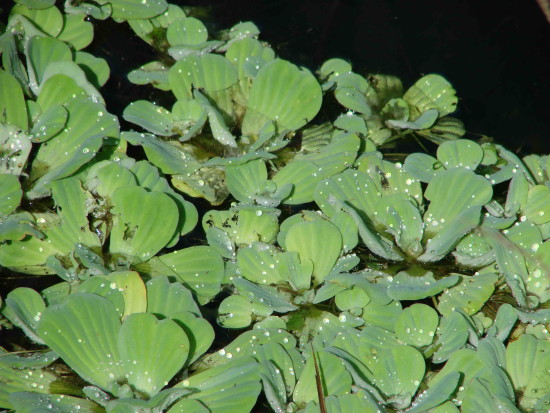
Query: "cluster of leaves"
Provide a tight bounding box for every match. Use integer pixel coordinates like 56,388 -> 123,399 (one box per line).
0,1 -> 549,412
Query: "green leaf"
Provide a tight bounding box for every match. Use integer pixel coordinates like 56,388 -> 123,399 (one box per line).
319,58 -> 352,84
357,153 -> 423,201
380,98 -> 412,121
177,358 -> 261,413
0,225 -> 58,273
167,17 -> 208,46
9,392 -> 103,413
335,286 -> 370,312
225,37 -> 274,100
228,21 -> 260,40
257,359 -> 287,412
203,207 -> 280,247
395,303 -> 439,347
48,177 -> 101,251
369,73 -> 403,102
200,327 -> 296,368
127,61 -> 170,90
483,228 -> 529,305
334,113 -> 368,136
453,232 -> 494,268
64,1 -> 112,20
314,167 -> 402,260
10,4 -> 63,37
383,103 -> 423,129
527,240 -> 550,303
375,194 -> 423,257
293,351 -> 352,404
29,98 -> 119,198
423,168 -> 492,238
14,0 -> 55,9
237,242 -> 285,285
37,293 -> 124,393
122,131 -> 199,175
506,334 -> 550,410
3,287 -> 46,344
118,313 -> 189,397
361,300 -> 402,331
194,89 -> 237,147
406,372 -> 460,413
172,165 -> 229,205
109,0 -> 168,20
437,273 -> 498,317
432,311 -> 470,363
429,349 -> 484,401
275,133 -> 360,205
110,186 -> 179,263
330,211 -> 359,252
419,206 -> 484,262
30,104 -> 68,143
461,366 -> 519,413
436,139 -> 484,171
284,220 -> 342,285
523,185 -> 550,225
36,74 -> 87,110
39,61 -> 104,104
0,358 -> 66,410
280,251 -> 314,292
169,53 -> 237,116
127,3 -> 185,44
123,100 -> 176,136
78,277 -> 126,317
418,115 -> 466,143
256,342 -> 297,403
27,36 -> 72,89
57,13 -> 94,50
74,51 -> 110,88
171,311 -> 214,364
225,159 -> 268,203
217,295 -> 254,328
403,153 -> 440,183
0,126 -> 32,177
242,59 -> 322,136
373,345 -> 425,400
504,172 -> 529,216
386,271 -> 460,301
477,337 -> 507,370
331,72 -> 373,114
486,303 -> 518,342
0,69 -> 28,130
103,271 -> 147,318
0,213 -> 43,242
147,246 -> 224,304
167,398 -> 209,413
419,168 -> 492,261
0,35 -> 29,96
146,277 -> 200,318
130,160 -> 198,240
0,174 -> 22,216
505,219 -> 542,254
234,277 -> 297,313
403,74 -> 457,117
334,87 -> 371,114
88,161 -> 137,200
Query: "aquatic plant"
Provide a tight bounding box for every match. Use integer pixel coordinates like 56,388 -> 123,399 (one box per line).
0,1 -> 548,412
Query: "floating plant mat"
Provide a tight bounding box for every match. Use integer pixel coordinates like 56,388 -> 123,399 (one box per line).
0,2 -> 549,413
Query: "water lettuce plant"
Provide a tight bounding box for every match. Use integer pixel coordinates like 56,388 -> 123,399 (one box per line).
0,1 -> 548,412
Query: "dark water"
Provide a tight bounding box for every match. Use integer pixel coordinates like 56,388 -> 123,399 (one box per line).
186,0 -> 550,155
